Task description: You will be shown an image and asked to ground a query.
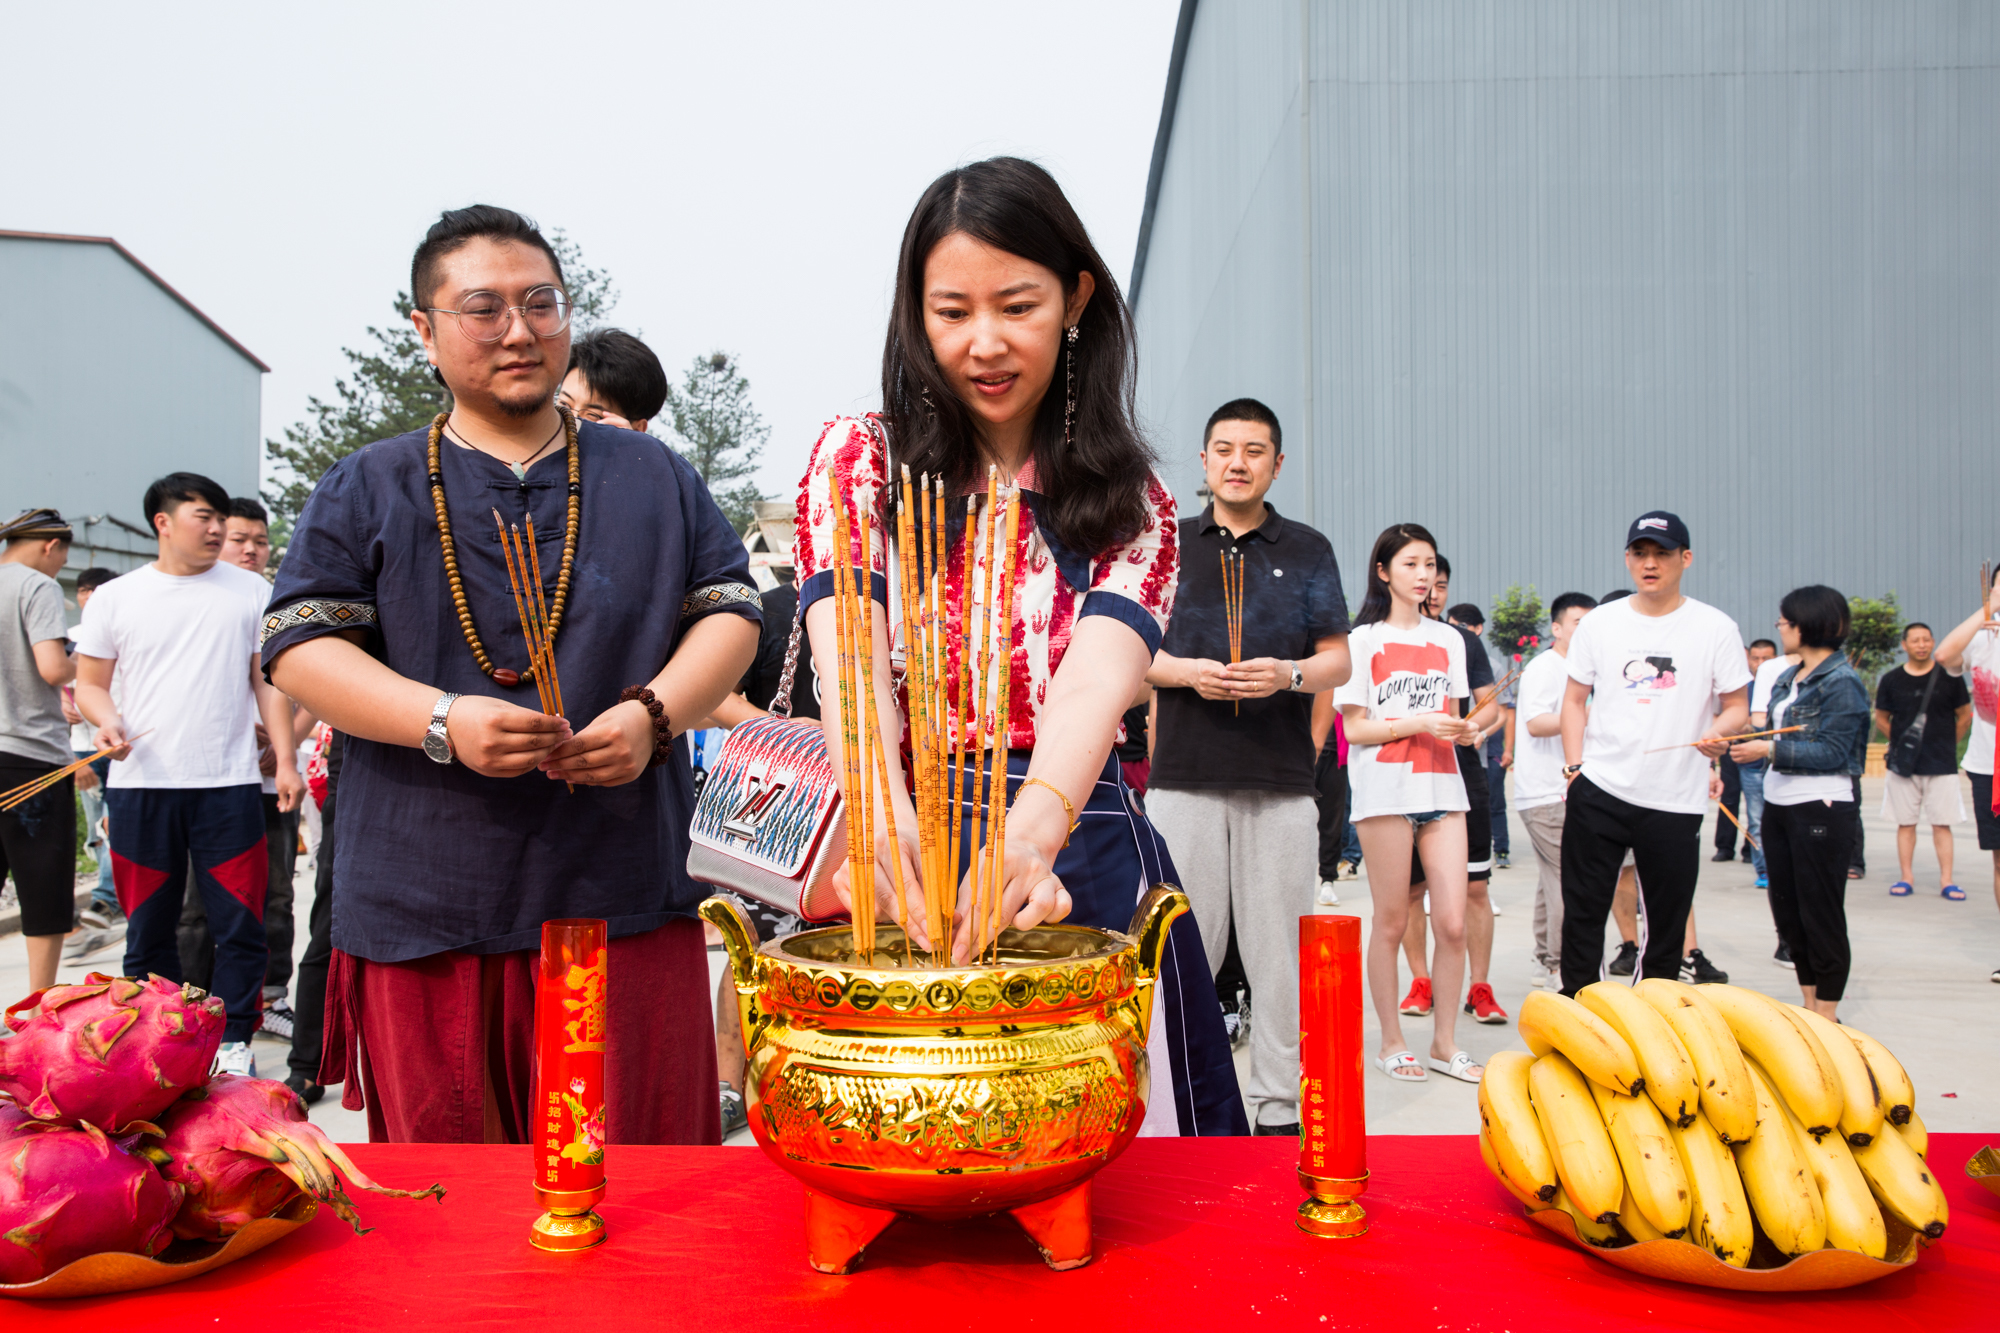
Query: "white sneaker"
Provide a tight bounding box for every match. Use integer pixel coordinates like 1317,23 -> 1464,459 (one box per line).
1422,891 -> 1431,915
1528,966 -> 1556,989
1316,879 -> 1341,906
1491,899 -> 1503,917
214,1042 -> 256,1078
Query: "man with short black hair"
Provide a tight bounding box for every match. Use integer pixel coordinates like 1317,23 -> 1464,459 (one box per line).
72,475 -> 302,1076
265,205 -> 759,1144
561,328 -> 669,433
1875,621 -> 1972,895
1148,397 -> 1351,1137
1557,512 -> 1749,994
1514,591 -> 1596,988
1,509 -> 80,993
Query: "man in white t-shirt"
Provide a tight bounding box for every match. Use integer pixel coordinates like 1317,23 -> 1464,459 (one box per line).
1513,592 -> 1597,989
72,473 -> 303,1078
1557,512 -> 1750,995
1937,567 -> 2000,983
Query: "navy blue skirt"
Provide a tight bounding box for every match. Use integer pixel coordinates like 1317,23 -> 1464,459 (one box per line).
954,752 -> 1248,1138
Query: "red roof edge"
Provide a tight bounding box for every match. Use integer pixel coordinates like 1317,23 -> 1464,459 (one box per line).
0,229 -> 270,372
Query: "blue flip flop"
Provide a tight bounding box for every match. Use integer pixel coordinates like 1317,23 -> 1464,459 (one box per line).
1942,884 -> 1966,901
1889,881 -> 1914,897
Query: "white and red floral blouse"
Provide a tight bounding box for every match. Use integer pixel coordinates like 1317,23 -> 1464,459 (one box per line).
794,415 -> 1177,750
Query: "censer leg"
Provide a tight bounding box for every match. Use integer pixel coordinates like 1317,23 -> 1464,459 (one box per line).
802,1187 -> 899,1275
1009,1180 -> 1093,1271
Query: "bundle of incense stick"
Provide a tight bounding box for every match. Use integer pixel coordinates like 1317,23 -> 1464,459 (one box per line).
1467,664 -> 1524,718
1221,550 -> 1244,715
828,463 -> 1022,965
1643,724 -> 1802,755
494,510 -> 572,793
0,731 -> 153,812
1718,800 -> 1759,854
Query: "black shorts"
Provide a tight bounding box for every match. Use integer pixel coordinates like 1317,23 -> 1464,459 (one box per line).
0,755 -> 77,937
1973,772 -> 2000,852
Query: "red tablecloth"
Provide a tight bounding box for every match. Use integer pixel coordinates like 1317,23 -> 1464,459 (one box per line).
16,1134 -> 1998,1330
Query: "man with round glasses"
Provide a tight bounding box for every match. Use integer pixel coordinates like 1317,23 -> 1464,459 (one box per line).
262,204 -> 761,1145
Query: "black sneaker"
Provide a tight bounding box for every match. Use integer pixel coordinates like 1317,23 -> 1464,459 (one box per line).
1680,949 -> 1729,985
1710,850 -> 1735,863
720,1083 -> 748,1137
283,1071 -> 324,1106
1740,850 -> 1756,864
1252,1122 -> 1301,1139
1773,941 -> 1795,970
1607,941 -> 1638,977
259,999 -> 296,1041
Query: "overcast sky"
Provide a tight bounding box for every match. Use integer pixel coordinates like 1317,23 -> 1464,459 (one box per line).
6,0 -> 1179,501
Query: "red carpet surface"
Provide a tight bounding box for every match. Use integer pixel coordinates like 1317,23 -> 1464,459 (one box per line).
15,1134 -> 1997,1330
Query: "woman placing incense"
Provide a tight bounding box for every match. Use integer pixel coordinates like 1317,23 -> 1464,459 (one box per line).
795,157 -> 1246,1137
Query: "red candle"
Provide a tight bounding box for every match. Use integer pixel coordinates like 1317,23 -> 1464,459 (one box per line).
531,918 -> 608,1250
1297,914 -> 1367,1237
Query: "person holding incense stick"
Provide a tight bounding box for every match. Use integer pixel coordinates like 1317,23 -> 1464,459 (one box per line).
1146,397 -> 1353,1134
1556,512 -> 1750,996
264,205 -> 760,1145
1335,523 -> 1481,1083
1724,587 -> 1869,1018
1934,563 -> 2000,981
0,508 -> 81,996
794,157 -> 1247,1137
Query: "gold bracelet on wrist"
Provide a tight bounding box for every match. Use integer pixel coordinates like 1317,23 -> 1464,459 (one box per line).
1020,776 -> 1079,847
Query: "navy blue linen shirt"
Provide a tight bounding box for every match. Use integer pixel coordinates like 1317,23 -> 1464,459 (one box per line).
261,421 -> 760,963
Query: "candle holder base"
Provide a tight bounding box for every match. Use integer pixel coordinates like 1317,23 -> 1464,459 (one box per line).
531,1209 -> 607,1252
1295,1195 -> 1367,1239
1296,1170 -> 1369,1240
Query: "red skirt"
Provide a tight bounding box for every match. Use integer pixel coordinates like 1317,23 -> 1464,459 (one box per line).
322,917 -> 719,1145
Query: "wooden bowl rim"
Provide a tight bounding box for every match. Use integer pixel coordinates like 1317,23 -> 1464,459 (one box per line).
0,1194 -> 318,1299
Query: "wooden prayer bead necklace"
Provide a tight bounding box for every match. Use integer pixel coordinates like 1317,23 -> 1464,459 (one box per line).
427,408 -> 581,688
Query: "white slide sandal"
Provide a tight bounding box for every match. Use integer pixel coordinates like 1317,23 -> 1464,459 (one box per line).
1429,1051 -> 1484,1083
1374,1051 -> 1428,1082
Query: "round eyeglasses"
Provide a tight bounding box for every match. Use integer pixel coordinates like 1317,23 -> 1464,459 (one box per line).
425,286 -> 572,343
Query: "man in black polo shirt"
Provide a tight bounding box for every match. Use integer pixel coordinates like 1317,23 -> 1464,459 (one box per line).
1147,398 -> 1351,1138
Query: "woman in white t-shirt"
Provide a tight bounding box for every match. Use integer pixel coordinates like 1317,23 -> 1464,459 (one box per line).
1333,524 -> 1482,1084
1936,565 -> 2000,984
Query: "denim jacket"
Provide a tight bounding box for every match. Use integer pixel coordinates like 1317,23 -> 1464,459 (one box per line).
1766,656 -> 1871,778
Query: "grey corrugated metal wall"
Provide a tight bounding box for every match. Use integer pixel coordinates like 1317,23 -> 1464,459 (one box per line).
1134,0 -> 1999,637
0,236 -> 263,576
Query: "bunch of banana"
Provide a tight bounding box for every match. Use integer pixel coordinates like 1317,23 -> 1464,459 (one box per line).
1476,982 -> 1947,1265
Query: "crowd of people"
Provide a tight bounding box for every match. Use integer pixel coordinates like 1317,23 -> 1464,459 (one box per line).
2,157 -> 1996,1150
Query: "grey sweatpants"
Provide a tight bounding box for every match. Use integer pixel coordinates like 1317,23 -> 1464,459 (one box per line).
1520,801 -> 1565,972
1146,786 -> 1316,1128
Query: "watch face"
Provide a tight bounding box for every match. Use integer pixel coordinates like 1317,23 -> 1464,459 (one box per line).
422,727 -> 452,763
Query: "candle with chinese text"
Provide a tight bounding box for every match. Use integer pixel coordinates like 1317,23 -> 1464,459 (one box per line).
1296,914 -> 1367,1238
530,918 -> 608,1251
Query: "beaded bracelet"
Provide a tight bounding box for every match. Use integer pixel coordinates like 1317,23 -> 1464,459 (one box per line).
618,686 -> 673,768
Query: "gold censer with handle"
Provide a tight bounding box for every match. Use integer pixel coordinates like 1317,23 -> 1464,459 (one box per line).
700,886 -> 1188,1273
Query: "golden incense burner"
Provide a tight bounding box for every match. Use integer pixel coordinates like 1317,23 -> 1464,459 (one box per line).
701,886 -> 1187,1273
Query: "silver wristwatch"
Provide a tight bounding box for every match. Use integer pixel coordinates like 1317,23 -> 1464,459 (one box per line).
422,692 -> 461,764
1287,660 -> 1304,691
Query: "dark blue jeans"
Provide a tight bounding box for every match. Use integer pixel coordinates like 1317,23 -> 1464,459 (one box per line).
107,785 -> 269,1042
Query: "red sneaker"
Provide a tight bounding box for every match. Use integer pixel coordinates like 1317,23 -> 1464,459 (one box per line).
1399,977 -> 1433,1017
1463,982 -> 1508,1024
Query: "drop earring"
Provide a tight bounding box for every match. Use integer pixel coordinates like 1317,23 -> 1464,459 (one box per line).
1062,323 -> 1080,448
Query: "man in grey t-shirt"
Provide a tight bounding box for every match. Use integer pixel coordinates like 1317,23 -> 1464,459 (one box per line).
0,508 -> 80,993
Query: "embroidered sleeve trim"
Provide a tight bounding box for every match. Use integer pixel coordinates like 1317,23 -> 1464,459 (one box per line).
260,599 -> 379,647
682,581 -> 763,625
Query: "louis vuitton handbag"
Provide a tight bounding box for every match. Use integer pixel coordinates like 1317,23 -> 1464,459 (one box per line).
686,611 -> 849,921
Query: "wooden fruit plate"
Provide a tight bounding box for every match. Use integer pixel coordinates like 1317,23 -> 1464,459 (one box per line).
0,1195 -> 317,1299
1527,1204 -> 1924,1292
1970,1145 -> 2000,1199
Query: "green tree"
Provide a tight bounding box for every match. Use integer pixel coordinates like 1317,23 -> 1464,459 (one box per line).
661,352 -> 769,533
262,229 -> 614,553
1846,593 -> 1904,683
1487,585 -> 1547,665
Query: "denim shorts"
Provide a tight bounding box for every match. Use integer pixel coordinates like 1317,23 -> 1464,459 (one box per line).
1404,809 -> 1450,829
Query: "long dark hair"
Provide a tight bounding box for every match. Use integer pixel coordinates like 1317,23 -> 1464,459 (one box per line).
881,157 -> 1155,559
1354,523 -> 1439,627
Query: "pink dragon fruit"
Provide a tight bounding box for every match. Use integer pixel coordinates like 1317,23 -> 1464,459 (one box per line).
153,1074 -> 443,1238
0,974 -> 225,1133
0,1119 -> 183,1283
